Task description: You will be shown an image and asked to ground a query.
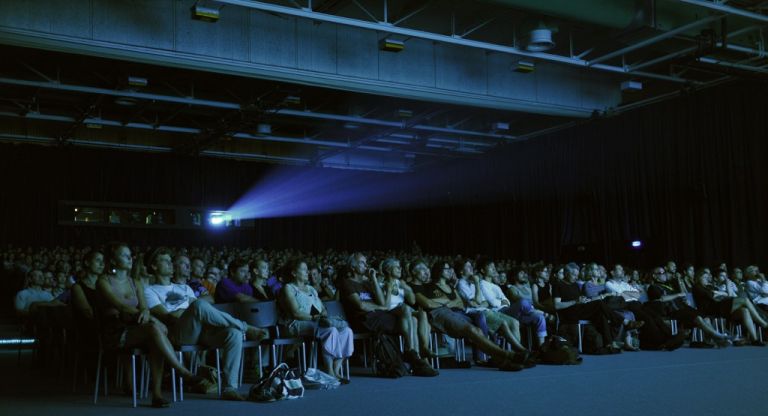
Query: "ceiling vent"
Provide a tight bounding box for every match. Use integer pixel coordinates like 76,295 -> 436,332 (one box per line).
527,28 -> 555,52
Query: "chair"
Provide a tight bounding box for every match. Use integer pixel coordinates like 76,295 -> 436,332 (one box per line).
429,331 -> 466,369
92,339 -> 148,408
233,301 -> 306,385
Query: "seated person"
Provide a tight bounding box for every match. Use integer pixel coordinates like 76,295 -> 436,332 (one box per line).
215,259 -> 259,303
187,257 -> 214,302
279,258 -> 353,381
14,269 -> 64,317
202,265 -> 221,298
414,260 -> 531,371
692,268 -> 767,346
144,247 -> 268,401
250,259 -> 273,301
309,262 -> 337,301
339,253 -> 437,376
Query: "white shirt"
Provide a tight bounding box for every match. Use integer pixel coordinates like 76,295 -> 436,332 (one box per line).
145,283 -> 196,312
457,278 -> 483,304
14,288 -> 54,314
605,280 -> 635,294
479,280 -> 509,310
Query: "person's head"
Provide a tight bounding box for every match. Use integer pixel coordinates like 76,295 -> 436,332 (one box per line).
106,242 -> 132,273
27,269 -> 45,287
287,258 -> 309,285
744,265 -> 760,280
477,258 -> 498,281
695,268 -> 712,286
253,259 -> 270,280
411,261 -> 430,284
174,255 -> 191,283
381,258 -> 402,280
584,263 -> 600,281
190,258 -> 206,279
610,264 -> 625,281
348,253 -> 368,277
308,263 -> 322,285
652,267 -> 668,282
715,269 -> 728,284
146,247 -> 174,279
495,271 -> 507,286
683,264 -> 695,278
228,258 -> 251,284
456,259 -> 474,279
535,265 -> 550,283
431,261 -> 453,283
564,263 -> 579,283
513,269 -> 529,284
205,266 -> 221,283
82,250 -> 104,277
731,267 -> 743,283
665,261 -> 677,274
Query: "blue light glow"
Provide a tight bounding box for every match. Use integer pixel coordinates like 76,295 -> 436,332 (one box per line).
631,240 -> 642,248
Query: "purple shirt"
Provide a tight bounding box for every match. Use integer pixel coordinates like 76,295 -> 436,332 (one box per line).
214,277 -> 253,303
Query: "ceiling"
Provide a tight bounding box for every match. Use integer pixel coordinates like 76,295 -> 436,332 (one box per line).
1,0 -> 767,172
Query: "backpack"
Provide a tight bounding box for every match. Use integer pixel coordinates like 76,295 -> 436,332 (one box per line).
372,333 -> 409,378
248,363 -> 304,402
537,335 -> 582,365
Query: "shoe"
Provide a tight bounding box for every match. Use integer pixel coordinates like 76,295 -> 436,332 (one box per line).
419,348 -> 438,359
714,338 -> 732,348
497,357 -> 524,372
751,340 -> 766,347
411,359 -> 439,377
402,349 -> 420,365
338,377 -> 351,385
151,397 -> 170,408
733,338 -> 749,347
221,389 -> 246,401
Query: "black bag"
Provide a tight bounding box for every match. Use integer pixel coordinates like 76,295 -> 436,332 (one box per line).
372,333 -> 409,378
603,295 -> 627,310
537,335 -> 582,365
581,323 -> 605,354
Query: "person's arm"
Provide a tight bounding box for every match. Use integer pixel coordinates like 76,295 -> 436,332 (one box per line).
415,292 -> 446,310
401,281 -> 416,306
470,276 -> 484,306
369,274 -> 386,306
383,279 -> 394,309
234,292 -> 259,303
554,296 -> 578,310
71,284 -> 94,320
346,292 -> 387,313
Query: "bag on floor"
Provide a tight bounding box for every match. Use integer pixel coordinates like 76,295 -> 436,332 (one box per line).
248,363 -> 304,402
537,335 -> 582,365
302,367 -> 341,390
372,333 -> 409,378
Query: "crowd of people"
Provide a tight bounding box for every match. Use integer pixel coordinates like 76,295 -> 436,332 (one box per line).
3,244 -> 768,407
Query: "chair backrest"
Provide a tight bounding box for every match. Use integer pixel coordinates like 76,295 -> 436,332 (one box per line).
213,302 -> 236,316
323,300 -> 347,320
234,300 -> 278,328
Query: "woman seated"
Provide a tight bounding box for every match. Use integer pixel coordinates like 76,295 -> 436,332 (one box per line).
97,243 -> 205,408
309,262 -> 337,301
70,250 -> 104,344
693,268 -> 767,346
279,258 -> 353,381
744,266 -> 768,311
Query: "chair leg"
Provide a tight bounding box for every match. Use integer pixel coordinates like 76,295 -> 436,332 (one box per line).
215,349 -> 222,397
93,350 -> 102,404
577,323 -> 584,353
131,354 -> 137,408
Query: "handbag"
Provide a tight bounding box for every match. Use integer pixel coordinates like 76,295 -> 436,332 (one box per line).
248,363 -> 304,402
301,367 -> 341,390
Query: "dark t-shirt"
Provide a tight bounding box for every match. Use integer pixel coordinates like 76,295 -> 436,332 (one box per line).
552,281 -> 581,302
413,282 -> 460,311
338,277 -> 376,324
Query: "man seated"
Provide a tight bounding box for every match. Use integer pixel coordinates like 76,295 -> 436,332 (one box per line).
214,259 -> 259,303
186,257 -> 214,302
339,253 -> 437,377
14,269 -> 64,317
144,247 -> 267,401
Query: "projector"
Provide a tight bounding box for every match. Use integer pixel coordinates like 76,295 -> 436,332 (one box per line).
621,80 -> 643,92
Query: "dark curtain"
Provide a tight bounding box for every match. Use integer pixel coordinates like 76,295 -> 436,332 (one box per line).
1,81 -> 766,267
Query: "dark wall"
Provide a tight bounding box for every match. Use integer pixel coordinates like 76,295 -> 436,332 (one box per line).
1,81 -> 766,266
